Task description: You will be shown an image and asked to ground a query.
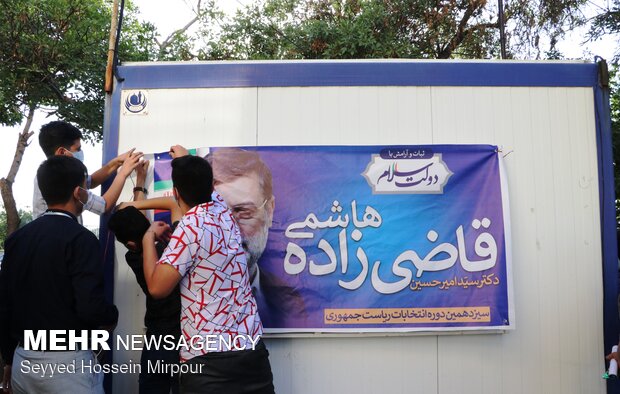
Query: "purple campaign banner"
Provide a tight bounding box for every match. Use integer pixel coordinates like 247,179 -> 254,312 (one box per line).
154,145 -> 513,333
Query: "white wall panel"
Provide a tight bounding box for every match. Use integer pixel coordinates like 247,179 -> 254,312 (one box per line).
257,87 -> 433,145
567,88 -> 605,392
548,88 -> 581,392
503,87 -> 540,394
266,337 -> 438,394
429,86 -> 603,394
118,87 -> 257,153
114,84 -> 604,394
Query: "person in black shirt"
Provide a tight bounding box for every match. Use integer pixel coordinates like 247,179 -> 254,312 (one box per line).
0,156 -> 118,394
108,206 -> 181,394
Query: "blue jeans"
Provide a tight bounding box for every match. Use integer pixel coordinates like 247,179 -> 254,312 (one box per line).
11,346 -> 103,394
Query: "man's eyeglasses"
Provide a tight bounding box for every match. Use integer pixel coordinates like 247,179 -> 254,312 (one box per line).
231,199 -> 268,222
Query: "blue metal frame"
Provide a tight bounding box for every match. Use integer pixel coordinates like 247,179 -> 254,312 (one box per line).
101,60 -> 615,392
116,61 -> 598,89
593,70 -> 619,393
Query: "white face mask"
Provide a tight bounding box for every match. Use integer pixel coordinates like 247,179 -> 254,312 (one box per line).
78,187 -> 95,211
71,150 -> 85,163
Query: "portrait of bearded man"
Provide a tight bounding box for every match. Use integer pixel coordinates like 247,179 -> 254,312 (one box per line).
207,148 -> 307,327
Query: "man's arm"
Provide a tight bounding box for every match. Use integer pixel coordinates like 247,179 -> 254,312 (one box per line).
142,221 -> 183,299
606,342 -> 620,365
120,197 -> 184,223
90,148 -> 139,188
100,151 -> 143,214
90,148 -> 138,188
132,160 -> 149,201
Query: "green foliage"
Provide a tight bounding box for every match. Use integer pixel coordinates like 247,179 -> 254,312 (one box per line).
0,0 -> 156,141
588,1 -> 620,226
201,0 -> 489,59
505,0 -> 588,59
0,208 -> 32,248
589,0 -> 620,62
198,0 -> 587,61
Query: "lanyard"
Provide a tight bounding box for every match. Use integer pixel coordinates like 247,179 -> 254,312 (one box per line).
42,211 -> 74,220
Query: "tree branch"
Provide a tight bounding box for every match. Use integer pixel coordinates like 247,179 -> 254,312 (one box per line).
1,104 -> 36,235
6,105 -> 36,184
158,0 -> 203,56
44,77 -> 75,104
438,1 -> 488,58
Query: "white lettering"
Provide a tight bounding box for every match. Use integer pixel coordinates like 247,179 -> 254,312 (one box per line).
68,330 -> 89,350
131,335 -> 144,351
246,335 -> 260,350
144,335 -> 162,350
163,335 -> 176,350
116,335 -> 130,350
218,335 -> 233,351
92,330 -> 110,351
49,330 -> 66,350
19,359 -> 31,374
23,330 -> 45,351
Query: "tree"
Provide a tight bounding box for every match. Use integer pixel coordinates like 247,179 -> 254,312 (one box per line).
589,0 -> 620,63
0,207 -> 32,248
198,0 -> 588,60
586,1 -> 620,225
0,0 -> 155,236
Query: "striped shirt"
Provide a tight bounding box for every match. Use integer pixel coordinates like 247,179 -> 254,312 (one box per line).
158,192 -> 262,362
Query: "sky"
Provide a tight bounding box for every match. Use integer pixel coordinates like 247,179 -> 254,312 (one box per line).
0,0 -> 617,229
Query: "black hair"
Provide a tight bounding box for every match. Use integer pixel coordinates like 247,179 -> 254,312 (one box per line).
171,155 -> 213,207
108,206 -> 151,245
39,121 -> 82,158
37,156 -> 87,206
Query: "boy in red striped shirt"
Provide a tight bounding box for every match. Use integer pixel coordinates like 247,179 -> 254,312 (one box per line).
141,154 -> 274,394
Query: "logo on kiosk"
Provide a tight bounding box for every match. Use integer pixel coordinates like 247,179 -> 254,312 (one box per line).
123,90 -> 148,115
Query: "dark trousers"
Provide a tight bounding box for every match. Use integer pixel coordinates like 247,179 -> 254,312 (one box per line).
179,340 -> 274,394
139,337 -> 180,394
